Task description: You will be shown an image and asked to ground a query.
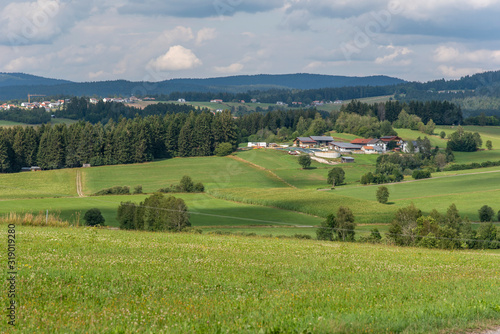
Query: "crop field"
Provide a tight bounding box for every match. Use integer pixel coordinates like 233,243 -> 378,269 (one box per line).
1,226 -> 498,333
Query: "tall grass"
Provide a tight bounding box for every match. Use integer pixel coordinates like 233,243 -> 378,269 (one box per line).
0,211 -> 70,227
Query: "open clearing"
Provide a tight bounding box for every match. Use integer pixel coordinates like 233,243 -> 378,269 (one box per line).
1,226 -> 498,333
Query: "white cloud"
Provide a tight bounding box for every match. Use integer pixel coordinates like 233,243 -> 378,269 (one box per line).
375,46 -> 412,64
148,45 -> 202,71
158,26 -> 194,45
214,62 -> 244,74
196,28 -> 216,45
438,65 -> 485,78
434,45 -> 500,64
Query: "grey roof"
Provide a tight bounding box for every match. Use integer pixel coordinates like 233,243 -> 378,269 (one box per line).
310,136 -> 334,141
296,137 -> 316,143
368,139 -> 383,144
341,156 -> 355,160
330,142 -> 363,149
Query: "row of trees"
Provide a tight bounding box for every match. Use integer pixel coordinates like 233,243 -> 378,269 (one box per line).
387,204 -> 499,249
117,193 -> 191,231
0,111 -> 238,172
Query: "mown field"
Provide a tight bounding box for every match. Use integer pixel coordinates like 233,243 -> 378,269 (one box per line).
1,226 -> 498,333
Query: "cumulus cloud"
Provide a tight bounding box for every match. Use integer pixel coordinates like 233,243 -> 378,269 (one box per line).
438,65 -> 485,78
434,45 -> 500,64
214,62 -> 244,74
0,0 -> 95,46
148,45 -> 202,71
375,46 -> 412,64
196,28 -> 216,45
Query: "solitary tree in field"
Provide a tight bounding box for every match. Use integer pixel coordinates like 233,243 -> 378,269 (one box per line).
478,205 -> 495,222
84,208 -> 105,226
298,155 -> 311,169
327,167 -> 345,187
440,131 -> 446,139
486,140 -> 493,150
376,186 -> 390,204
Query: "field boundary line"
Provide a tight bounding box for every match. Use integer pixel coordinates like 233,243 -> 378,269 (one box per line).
228,155 -> 296,188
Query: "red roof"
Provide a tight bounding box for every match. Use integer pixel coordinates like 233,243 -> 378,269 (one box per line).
363,146 -> 374,150
351,138 -> 372,145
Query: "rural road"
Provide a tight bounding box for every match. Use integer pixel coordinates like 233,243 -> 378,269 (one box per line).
76,170 -> 85,197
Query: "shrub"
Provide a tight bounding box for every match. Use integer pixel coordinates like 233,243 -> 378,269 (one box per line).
486,140 -> 493,150
133,185 -> 143,194
440,131 -> 446,139
214,142 -> 233,156
194,182 -> 205,192
293,234 -> 312,240
412,170 -> 431,180
94,186 -> 130,196
84,208 -> 105,226
478,205 -> 495,222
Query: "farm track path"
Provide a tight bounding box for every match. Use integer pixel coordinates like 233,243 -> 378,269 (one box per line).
76,170 -> 85,197
228,155 -> 297,188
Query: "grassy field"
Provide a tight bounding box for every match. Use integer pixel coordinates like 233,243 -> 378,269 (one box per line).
0,169 -> 76,199
81,156 -> 288,195
317,95 -> 395,112
0,193 -> 322,228
2,226 -> 498,333
0,120 -> 27,127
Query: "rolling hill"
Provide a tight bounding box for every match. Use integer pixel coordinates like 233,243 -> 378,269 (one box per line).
0,73 -> 405,100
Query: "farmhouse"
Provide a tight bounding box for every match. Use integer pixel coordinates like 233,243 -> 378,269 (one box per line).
294,137 -> 317,148
380,136 -> 404,145
402,141 -> 420,153
309,136 -> 334,147
329,142 -> 362,153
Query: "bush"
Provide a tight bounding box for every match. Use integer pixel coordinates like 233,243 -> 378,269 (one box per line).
478,205 -> 495,222
194,182 -> 205,192
440,131 -> 446,139
84,208 -> 105,226
94,186 -> 130,196
412,170 -> 431,180
214,142 -> 234,156
133,185 -> 143,194
293,234 -> 312,240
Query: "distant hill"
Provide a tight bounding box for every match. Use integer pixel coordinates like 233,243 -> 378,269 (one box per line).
0,73 -> 405,100
0,72 -> 73,88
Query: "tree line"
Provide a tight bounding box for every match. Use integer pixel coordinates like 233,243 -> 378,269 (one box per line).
0,110 -> 238,173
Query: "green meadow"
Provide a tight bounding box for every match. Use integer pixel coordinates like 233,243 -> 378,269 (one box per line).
1,226 -> 498,333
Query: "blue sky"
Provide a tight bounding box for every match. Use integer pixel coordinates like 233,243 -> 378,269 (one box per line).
1,0 -> 500,82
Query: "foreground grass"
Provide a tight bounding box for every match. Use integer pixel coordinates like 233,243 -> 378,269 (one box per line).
1,226 -> 499,333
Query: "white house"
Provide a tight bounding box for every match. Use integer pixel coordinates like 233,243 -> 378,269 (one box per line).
402,141 -> 420,153
247,142 -> 267,148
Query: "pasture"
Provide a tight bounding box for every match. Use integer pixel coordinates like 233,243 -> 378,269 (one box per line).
1,226 -> 498,333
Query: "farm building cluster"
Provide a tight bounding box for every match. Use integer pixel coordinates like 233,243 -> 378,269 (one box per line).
292,136 -> 418,154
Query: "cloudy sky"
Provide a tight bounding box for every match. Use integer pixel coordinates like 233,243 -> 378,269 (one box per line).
1,0 -> 500,83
